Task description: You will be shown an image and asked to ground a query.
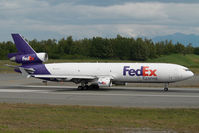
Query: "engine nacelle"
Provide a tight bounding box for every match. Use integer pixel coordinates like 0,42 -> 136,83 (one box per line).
36,53 -> 48,62
97,77 -> 112,87
9,52 -> 48,64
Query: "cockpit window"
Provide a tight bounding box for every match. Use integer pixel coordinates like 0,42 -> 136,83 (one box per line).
184,68 -> 190,71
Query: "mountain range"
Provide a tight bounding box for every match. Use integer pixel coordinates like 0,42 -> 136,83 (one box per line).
151,33 -> 199,47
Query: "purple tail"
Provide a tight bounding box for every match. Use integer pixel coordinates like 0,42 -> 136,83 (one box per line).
8,33 -> 48,64
11,34 -> 36,54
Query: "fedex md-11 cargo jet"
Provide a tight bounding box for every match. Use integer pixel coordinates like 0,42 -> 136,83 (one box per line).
7,34 -> 194,91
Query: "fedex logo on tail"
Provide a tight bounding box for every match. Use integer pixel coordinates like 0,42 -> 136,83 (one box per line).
22,56 -> 35,61
123,66 -> 157,77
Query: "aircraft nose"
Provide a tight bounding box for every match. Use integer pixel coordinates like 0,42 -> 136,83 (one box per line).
190,71 -> 194,77
184,71 -> 194,79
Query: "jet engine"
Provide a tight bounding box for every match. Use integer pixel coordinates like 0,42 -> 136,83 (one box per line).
97,77 -> 112,87
36,53 -> 48,62
9,52 -> 48,64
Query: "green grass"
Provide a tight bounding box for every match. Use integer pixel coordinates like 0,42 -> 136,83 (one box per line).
147,54 -> 199,68
47,59 -> 134,63
47,54 -> 199,67
0,60 -> 18,73
147,54 -> 199,73
1,54 -> 199,73
0,103 -> 198,133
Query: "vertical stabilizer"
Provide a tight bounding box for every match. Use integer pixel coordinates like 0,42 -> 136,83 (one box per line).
11,33 -> 36,54
8,34 -> 48,64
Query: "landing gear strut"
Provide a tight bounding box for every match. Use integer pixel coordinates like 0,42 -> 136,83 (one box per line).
42,80 -> 48,86
164,83 -> 169,91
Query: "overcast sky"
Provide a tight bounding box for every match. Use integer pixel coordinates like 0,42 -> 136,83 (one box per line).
1,0 -> 199,41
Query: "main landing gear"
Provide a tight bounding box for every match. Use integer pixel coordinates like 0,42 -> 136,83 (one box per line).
164,83 -> 169,91
77,81 -> 88,90
78,85 -> 89,90
77,85 -> 99,90
77,82 -> 99,90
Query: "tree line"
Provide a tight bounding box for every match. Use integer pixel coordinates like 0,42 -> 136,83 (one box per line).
0,35 -> 199,61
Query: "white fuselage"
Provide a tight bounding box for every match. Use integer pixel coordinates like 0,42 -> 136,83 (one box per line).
44,63 -> 194,83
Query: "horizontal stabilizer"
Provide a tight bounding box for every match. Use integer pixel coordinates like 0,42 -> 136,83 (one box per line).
5,64 -> 35,74
4,64 -> 19,68
19,67 -> 31,78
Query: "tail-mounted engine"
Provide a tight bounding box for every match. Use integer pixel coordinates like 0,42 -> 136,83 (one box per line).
8,52 -> 48,64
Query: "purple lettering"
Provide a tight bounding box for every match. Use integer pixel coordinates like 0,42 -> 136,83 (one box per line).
123,66 -> 130,76
129,69 -> 135,76
135,67 -> 143,76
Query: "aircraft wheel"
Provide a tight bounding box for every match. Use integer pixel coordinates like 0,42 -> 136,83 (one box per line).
84,85 -> 89,90
91,85 -> 99,90
88,85 -> 98,90
164,83 -> 169,92
77,86 -> 83,90
95,85 -> 99,89
88,85 -> 94,90
164,88 -> 168,92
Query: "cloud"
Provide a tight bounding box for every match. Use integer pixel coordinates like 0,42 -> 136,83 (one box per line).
0,0 -> 199,41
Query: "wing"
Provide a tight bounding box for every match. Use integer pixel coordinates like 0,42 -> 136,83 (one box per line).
32,74 -> 114,84
32,74 -> 97,83
5,64 -> 114,84
32,75 -> 96,80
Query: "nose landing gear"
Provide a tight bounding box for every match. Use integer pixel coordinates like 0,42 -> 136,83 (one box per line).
164,83 -> 169,91
42,80 -> 48,86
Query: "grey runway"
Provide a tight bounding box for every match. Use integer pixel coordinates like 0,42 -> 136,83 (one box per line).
0,73 -> 199,108
0,85 -> 199,108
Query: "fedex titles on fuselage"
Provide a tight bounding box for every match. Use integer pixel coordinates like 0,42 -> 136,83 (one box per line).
123,66 -> 157,80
